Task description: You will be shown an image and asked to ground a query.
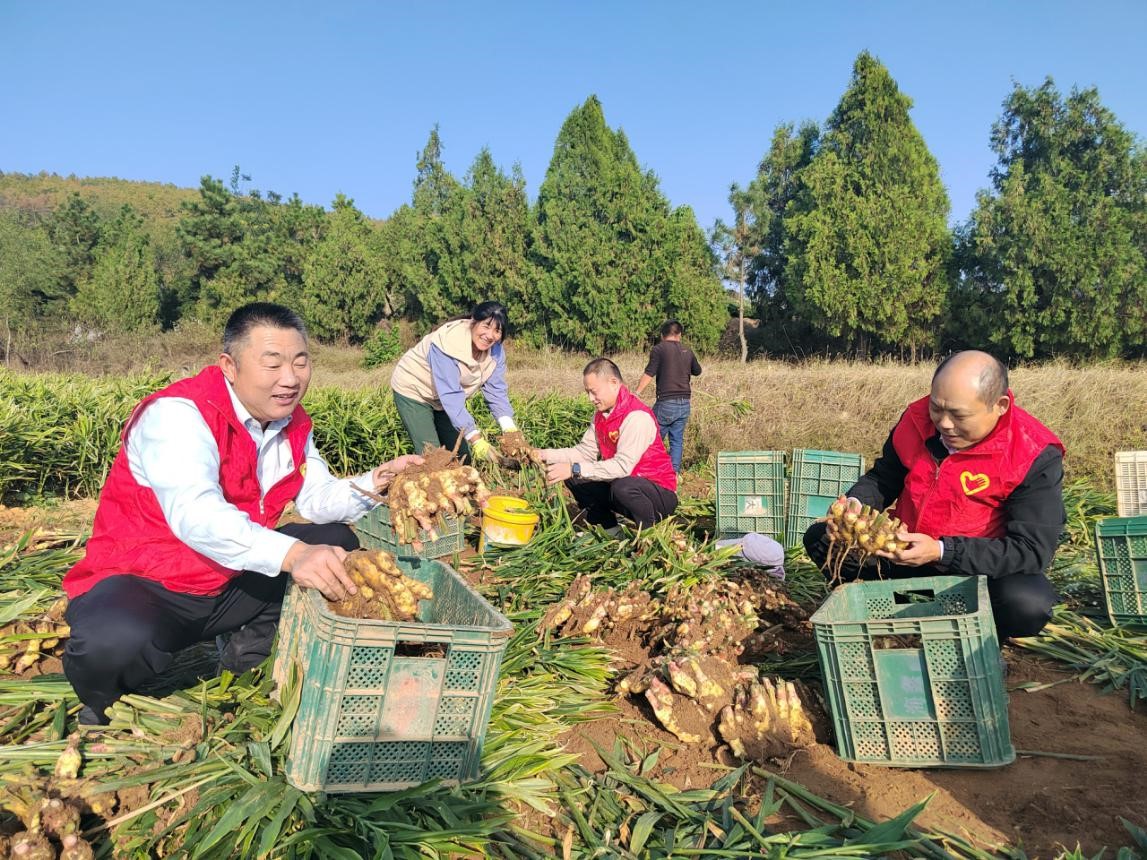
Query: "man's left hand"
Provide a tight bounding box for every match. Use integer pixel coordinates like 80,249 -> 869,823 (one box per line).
546,462 -> 573,485
372,454 -> 424,491
878,530 -> 942,567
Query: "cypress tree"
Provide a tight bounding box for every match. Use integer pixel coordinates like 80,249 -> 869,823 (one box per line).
299,195 -> 385,343
456,150 -> 532,330
784,52 -> 951,357
401,127 -> 468,328
958,80 -> 1146,359
533,95 -> 724,354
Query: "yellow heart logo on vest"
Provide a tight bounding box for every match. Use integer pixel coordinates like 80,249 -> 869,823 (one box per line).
960,471 -> 990,495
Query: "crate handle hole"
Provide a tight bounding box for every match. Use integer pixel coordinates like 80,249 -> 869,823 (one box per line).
893,589 -> 936,604
395,642 -> 447,659
873,633 -> 923,649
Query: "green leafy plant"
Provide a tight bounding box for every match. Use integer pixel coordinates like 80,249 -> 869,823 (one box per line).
361,324 -> 403,369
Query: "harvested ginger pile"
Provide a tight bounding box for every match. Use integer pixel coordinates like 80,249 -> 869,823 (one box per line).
388,447 -> 491,551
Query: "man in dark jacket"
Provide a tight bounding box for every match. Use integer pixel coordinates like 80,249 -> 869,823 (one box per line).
634,320 -> 702,473
803,350 -> 1064,639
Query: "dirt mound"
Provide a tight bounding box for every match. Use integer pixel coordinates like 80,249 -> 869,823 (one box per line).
562,647 -> 1147,856
544,572 -> 826,767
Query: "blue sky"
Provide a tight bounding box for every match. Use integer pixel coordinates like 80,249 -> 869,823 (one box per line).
2,1 -> 1144,232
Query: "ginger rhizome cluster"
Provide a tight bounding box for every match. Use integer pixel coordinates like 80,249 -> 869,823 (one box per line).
387,448 -> 491,552
328,549 -> 433,622
823,497 -> 906,582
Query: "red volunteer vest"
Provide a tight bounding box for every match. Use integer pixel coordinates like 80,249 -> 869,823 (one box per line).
63,366 -> 312,598
890,391 -> 1063,540
593,386 -> 678,492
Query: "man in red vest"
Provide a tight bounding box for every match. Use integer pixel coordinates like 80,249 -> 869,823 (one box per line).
536,358 -> 678,531
62,303 -> 421,725
803,350 -> 1064,639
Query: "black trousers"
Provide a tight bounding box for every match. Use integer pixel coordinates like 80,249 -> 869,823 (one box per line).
803,521 -> 1057,640
566,476 -> 678,530
63,522 -> 358,721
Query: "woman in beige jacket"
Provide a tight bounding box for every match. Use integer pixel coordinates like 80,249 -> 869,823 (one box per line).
390,302 -> 521,462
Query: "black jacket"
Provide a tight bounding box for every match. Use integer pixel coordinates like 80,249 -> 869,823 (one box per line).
848,431 -> 1065,578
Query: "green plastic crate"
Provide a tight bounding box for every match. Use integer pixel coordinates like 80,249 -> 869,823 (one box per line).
785,449 -> 865,546
1095,516 -> 1147,627
811,575 -> 1013,768
715,451 -> 786,540
356,503 -> 465,559
272,557 -> 513,793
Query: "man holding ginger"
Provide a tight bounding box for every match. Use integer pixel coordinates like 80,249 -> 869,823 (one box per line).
62,303 -> 420,725
802,350 -> 1064,640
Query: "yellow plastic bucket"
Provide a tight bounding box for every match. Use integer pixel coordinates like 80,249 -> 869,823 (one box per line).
478,495 -> 540,551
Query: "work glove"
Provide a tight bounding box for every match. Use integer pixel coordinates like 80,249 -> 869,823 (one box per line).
469,435 -> 498,463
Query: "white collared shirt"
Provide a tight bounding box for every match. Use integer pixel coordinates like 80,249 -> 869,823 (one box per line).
125,379 -> 376,576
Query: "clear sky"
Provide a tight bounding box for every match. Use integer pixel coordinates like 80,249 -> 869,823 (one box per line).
2,1 -> 1144,232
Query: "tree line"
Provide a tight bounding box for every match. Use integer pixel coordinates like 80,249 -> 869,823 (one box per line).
1,51 -> 1144,361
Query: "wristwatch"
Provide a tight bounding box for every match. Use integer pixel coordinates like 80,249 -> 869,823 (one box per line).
571,462 -> 582,477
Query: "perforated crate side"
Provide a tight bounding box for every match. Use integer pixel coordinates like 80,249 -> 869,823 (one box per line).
784,449 -> 865,547
1095,516 -> 1147,627
272,557 -> 513,792
714,451 -> 787,540
356,503 -> 466,559
810,576 -> 1013,768
1115,452 -> 1147,518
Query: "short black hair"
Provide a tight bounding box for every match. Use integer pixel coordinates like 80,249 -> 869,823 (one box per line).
472,301 -> 509,335
932,351 -> 1009,403
223,303 -> 308,355
661,320 -> 683,337
583,357 -> 623,382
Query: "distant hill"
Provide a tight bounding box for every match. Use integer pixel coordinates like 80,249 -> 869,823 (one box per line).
0,171 -> 196,223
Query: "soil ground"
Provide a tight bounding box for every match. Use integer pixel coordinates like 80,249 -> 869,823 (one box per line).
0,499 -> 98,547
561,644 -> 1147,858
4,497 -> 1147,857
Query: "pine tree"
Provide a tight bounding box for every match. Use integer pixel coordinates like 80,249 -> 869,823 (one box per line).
298,195 -> 385,343
713,186 -> 759,362
0,210 -> 65,327
783,53 -> 951,357
178,172 -> 326,326
45,193 -> 103,300
71,206 -> 160,332
957,80 -> 1147,359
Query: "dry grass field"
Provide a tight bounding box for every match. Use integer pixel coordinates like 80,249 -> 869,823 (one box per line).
10,324 -> 1146,488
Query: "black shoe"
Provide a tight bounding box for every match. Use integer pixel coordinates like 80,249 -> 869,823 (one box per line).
78,705 -> 110,727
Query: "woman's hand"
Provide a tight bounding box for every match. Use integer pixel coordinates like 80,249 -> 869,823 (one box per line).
469,436 -> 498,463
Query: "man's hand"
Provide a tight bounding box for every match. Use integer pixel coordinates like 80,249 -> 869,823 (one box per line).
469,436 -> 498,463
546,462 -> 573,485
372,454 -> 424,492
878,531 -> 942,567
283,542 -> 357,601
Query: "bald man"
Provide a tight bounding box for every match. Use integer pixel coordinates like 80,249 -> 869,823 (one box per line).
803,351 -> 1065,639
